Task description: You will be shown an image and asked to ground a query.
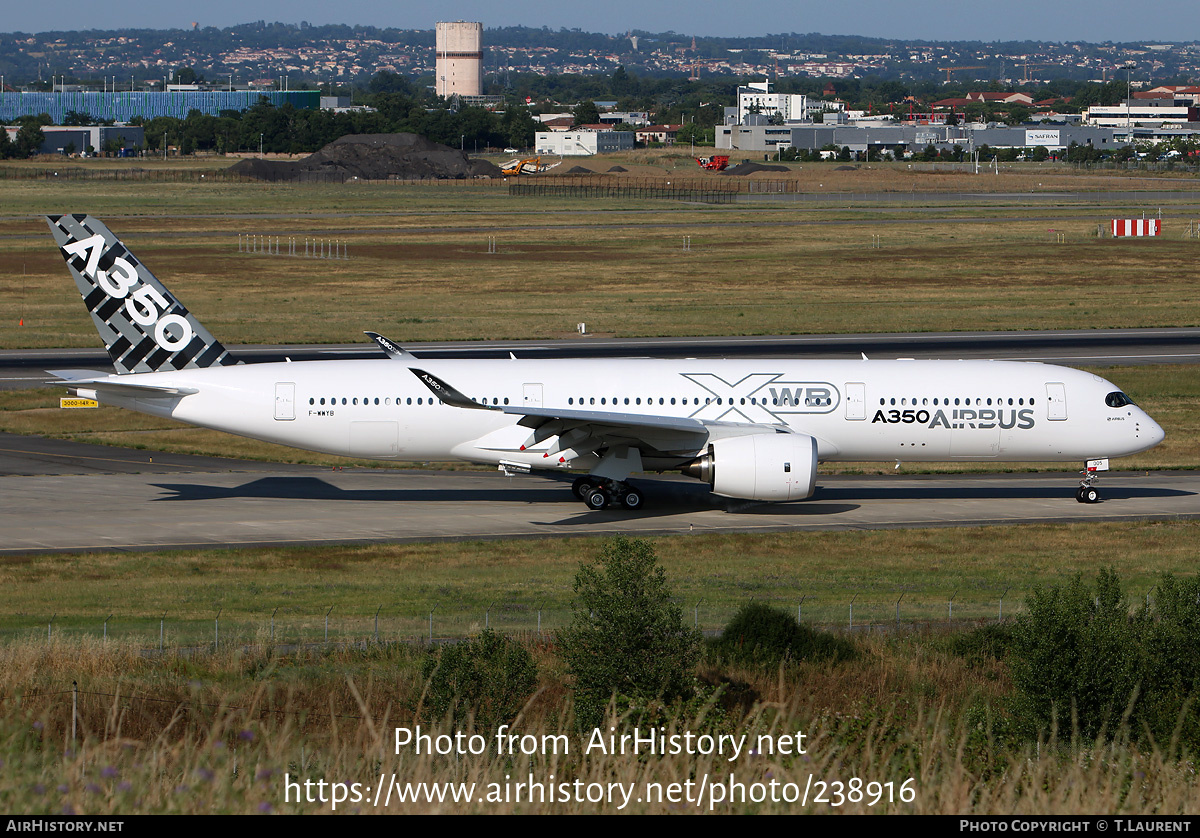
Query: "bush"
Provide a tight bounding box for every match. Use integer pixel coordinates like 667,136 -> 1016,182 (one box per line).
1009,569 -> 1141,740
420,629 -> 538,729
713,602 -> 855,667
1008,569 -> 1200,750
559,537 -> 701,730
950,622 -> 1015,669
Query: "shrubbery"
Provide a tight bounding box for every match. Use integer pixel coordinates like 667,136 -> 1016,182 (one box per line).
420,629 -> 538,729
1009,569 -> 1200,750
559,537 -> 701,729
713,602 -> 856,667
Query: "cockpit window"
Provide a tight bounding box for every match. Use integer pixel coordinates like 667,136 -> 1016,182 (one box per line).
1105,391 -> 1135,408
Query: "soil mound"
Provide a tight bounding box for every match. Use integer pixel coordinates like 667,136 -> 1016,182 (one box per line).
607,165 -> 628,172
722,161 -> 790,176
229,133 -> 501,181
565,166 -> 595,174
834,165 -> 859,171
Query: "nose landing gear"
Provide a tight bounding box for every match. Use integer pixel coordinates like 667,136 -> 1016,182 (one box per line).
1076,458 -> 1108,503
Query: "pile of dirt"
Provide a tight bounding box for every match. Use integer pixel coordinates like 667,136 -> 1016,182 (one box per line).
229,133 -> 502,181
565,166 -> 595,174
834,165 -> 860,171
607,165 -> 628,172
722,161 -> 790,176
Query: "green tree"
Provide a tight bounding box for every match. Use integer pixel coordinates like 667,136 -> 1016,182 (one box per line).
559,537 -> 701,730
14,123 -> 45,158
572,99 -> 601,127
0,129 -> 13,159
171,67 -> 203,85
62,110 -> 94,126
1010,569 -> 1143,740
1006,105 -> 1031,125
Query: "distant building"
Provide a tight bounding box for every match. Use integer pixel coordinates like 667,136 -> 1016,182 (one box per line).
1084,101 -> 1200,129
635,124 -> 682,145
965,92 -> 1034,106
535,130 -> 635,155
2,124 -> 144,155
734,80 -> 808,124
717,123 -> 1116,154
435,21 -> 483,99
599,111 -> 650,126
0,90 -> 318,124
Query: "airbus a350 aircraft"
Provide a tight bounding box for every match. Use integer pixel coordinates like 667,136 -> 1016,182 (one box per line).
45,215 -> 1165,510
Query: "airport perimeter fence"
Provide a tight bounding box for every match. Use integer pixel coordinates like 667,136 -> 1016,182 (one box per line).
509,180 -> 736,203
0,592 -> 1062,654
0,166 -> 509,186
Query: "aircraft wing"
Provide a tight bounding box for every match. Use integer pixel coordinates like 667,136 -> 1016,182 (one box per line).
409,367 -> 785,452
47,369 -> 199,398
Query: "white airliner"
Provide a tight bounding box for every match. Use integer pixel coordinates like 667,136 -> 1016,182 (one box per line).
45,215 -> 1165,510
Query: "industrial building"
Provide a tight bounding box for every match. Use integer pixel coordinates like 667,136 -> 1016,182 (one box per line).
718,122 -> 1118,155
435,21 -> 483,99
1083,100 -> 1200,129
733,81 -> 809,123
535,130 -> 635,156
0,90 -> 319,124
2,124 -> 145,155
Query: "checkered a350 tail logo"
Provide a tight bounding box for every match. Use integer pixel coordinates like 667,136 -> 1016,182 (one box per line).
48,214 -> 235,374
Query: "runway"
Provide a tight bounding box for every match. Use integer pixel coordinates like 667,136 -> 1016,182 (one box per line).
1,434 -> 1195,555
3,327 -> 1199,389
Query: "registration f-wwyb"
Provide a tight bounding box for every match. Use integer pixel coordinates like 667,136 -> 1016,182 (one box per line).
46,215 -> 1165,510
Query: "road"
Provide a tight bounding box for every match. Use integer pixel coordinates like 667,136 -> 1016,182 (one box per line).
1,433 -> 1194,555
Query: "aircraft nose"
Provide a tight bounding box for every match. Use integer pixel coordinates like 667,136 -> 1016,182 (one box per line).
1141,412 -> 1166,448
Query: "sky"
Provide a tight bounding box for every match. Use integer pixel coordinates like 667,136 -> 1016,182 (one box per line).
2,0 -> 1198,44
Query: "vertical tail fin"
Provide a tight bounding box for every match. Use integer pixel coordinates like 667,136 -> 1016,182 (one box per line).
47,214 -> 236,374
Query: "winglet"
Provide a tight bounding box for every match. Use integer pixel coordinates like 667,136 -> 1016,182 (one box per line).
365,331 -> 416,361
409,368 -> 499,411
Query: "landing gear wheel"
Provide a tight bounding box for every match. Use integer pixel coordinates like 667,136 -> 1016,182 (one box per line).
1083,487 -> 1100,504
621,490 -> 644,510
585,489 -> 611,510
1076,487 -> 1087,503
572,476 -> 596,500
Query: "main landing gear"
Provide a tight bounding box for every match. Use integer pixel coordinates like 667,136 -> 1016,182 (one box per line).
572,475 -> 644,511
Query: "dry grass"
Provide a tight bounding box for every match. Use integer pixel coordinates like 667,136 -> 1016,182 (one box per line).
4,171 -> 1200,349
1,632 -> 1196,813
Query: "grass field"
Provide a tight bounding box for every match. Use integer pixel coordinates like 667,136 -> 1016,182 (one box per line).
2,521 -> 1196,646
2,156 -> 1198,814
2,527 -> 1198,813
3,160 -> 1199,349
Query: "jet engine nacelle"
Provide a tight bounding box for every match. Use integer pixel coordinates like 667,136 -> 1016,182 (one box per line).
683,433 -> 818,501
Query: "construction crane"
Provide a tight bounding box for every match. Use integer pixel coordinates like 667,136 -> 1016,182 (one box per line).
939,66 -> 989,83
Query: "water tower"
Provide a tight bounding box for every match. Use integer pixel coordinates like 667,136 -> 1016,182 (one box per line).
435,21 -> 483,99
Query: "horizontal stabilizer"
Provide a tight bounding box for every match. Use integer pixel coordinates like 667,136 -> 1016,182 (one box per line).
47,369 -> 198,397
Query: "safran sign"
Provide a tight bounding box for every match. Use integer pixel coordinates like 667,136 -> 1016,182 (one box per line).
60,397 -> 99,409
1024,129 -> 1061,148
